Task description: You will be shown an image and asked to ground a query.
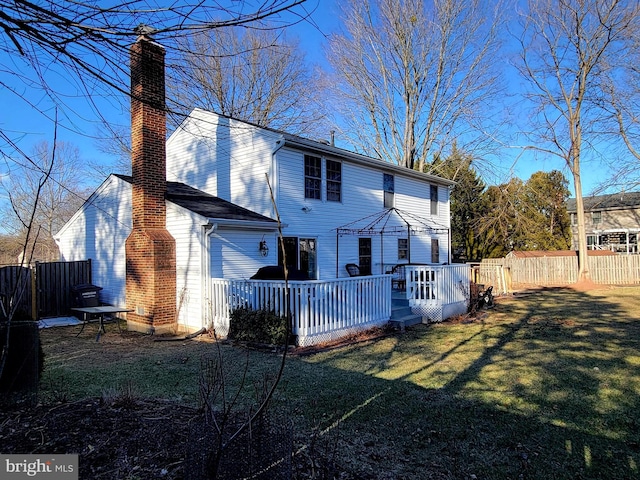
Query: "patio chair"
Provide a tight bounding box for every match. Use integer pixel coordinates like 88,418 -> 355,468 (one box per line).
345,263 -> 361,277
391,264 -> 406,291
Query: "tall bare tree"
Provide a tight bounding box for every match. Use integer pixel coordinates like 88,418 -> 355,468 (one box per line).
517,0 -> 640,281
0,1 -> 312,163
168,27 -> 325,136
0,141 -> 89,261
326,0 -> 504,171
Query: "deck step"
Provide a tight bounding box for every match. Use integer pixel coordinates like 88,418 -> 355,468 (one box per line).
389,314 -> 423,331
390,294 -> 422,331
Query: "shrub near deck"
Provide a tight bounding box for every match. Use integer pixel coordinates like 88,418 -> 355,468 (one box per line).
229,307 -> 289,345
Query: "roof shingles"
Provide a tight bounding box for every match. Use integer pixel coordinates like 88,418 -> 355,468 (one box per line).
115,174 -> 276,224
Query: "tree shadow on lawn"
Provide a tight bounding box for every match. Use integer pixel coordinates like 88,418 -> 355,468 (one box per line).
295,286 -> 640,479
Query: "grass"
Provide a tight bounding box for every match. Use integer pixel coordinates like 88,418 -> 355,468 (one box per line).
38,285 -> 640,479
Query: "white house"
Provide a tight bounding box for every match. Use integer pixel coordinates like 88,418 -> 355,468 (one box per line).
55,34 -> 468,346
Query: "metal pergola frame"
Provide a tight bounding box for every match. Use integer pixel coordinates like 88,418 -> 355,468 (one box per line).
335,208 -> 450,277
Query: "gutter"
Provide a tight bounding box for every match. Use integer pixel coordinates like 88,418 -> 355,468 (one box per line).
269,135 -> 286,214
206,218 -> 284,230
280,135 -> 456,188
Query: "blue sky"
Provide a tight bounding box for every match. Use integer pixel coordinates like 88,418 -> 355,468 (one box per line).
0,0 -> 619,198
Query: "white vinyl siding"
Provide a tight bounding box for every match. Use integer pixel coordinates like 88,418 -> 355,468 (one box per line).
56,176 -> 132,307
210,229 -> 278,279
167,109 -> 279,218
276,148 -> 450,278
166,203 -> 207,331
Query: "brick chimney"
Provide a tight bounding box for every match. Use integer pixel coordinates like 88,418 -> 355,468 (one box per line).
125,33 -> 177,333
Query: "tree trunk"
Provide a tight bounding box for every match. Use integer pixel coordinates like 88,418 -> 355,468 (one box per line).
573,171 -> 590,282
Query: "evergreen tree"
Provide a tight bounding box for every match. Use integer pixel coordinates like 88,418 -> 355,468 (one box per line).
430,147 -> 490,261
523,171 -> 572,250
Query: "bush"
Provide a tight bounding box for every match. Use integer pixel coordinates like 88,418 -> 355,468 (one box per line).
0,321 -> 44,402
229,307 -> 289,346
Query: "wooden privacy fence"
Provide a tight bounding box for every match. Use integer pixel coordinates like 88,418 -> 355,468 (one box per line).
0,260 -> 92,319
478,255 -> 640,288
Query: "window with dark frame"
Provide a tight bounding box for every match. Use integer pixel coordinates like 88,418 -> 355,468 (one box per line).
384,173 -> 395,208
304,155 -> 322,200
430,185 -> 438,215
592,211 -> 602,224
398,238 -> 408,260
326,159 -> 342,202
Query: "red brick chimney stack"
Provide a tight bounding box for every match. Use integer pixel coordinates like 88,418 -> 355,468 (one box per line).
125,32 -> 177,333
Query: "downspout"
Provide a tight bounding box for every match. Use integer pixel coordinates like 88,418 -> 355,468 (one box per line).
270,136 -> 286,215
202,221 -> 218,329
336,232 -> 340,278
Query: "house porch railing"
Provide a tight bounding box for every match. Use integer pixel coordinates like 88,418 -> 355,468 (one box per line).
405,264 -> 470,321
209,275 -> 392,347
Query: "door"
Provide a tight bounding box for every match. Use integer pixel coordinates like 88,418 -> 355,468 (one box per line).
279,237 -> 318,279
359,238 -> 372,275
279,237 -> 298,270
299,238 -> 317,279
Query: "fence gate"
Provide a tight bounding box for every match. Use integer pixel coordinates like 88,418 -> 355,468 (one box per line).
0,260 -> 92,320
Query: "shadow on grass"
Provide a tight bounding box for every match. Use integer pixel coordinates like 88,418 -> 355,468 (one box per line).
292,286 -> 640,479
36,287 -> 640,479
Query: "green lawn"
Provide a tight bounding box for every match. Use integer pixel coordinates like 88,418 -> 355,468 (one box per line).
40,285 -> 640,479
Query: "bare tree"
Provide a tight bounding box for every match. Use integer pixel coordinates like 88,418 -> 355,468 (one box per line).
0,1 -> 312,161
517,0 -> 640,281
326,0 -> 504,171
168,27 -> 326,136
0,140 -> 90,262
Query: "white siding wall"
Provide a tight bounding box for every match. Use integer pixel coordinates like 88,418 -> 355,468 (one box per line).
57,176 -> 210,332
56,176 -> 131,307
167,109 -> 280,217
210,229 -> 278,279
275,147 -> 451,280
166,203 -> 207,331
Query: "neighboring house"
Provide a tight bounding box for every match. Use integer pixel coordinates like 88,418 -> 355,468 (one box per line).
55,34 -> 465,345
567,192 -> 640,254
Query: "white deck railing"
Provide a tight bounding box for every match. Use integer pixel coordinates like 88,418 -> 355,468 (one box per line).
405,264 -> 470,321
209,275 -> 392,347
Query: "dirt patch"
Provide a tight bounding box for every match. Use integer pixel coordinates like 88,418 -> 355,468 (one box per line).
0,397 -> 197,479
0,325 -> 378,479
568,279 -> 612,292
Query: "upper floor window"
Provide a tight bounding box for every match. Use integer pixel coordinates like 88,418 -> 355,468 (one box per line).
304,155 -> 321,200
430,185 -> 438,215
384,173 -> 395,208
570,213 -> 577,225
592,211 -> 602,224
326,159 -> 342,202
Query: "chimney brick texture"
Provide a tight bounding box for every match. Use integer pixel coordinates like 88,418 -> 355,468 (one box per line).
125,36 -> 177,330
